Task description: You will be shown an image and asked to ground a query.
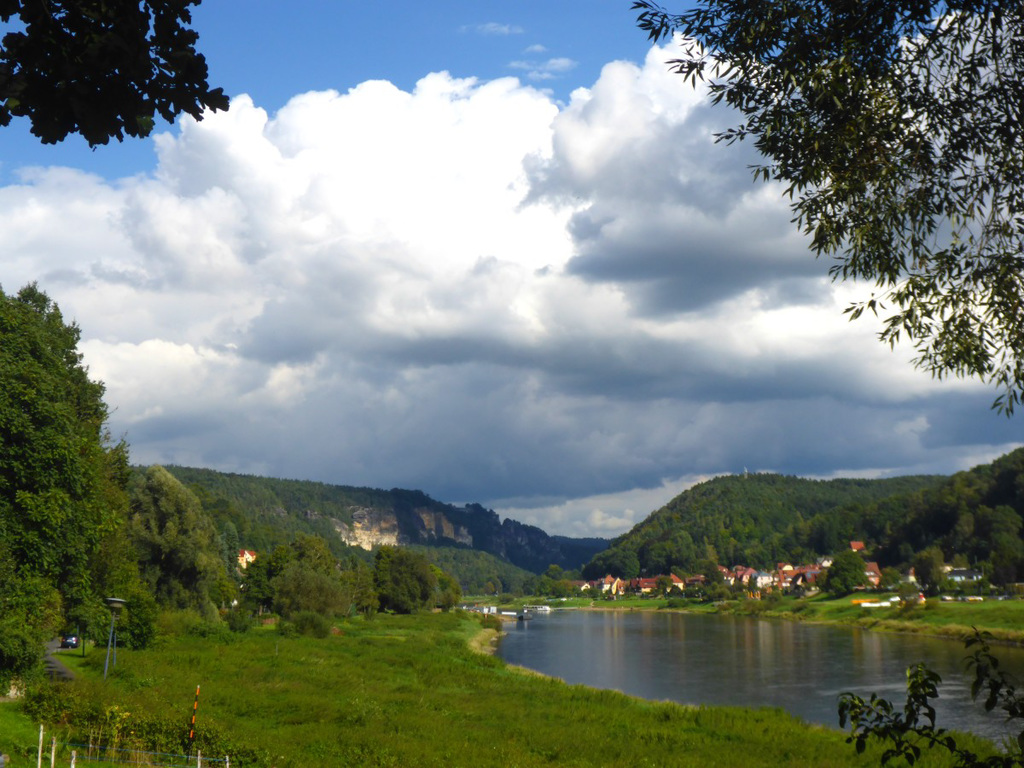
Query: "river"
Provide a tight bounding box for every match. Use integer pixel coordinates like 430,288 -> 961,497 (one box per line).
497,609 -> 1024,743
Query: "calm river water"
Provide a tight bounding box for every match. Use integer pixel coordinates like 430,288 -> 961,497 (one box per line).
498,610 -> 1024,742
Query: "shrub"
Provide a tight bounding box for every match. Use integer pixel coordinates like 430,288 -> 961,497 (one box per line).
478,613 -> 502,631
291,611 -> 332,638
225,610 -> 252,633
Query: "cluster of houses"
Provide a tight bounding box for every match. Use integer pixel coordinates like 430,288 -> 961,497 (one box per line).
576,542 -> 893,597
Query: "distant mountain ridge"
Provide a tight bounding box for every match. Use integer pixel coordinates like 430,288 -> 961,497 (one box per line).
158,465 -> 608,574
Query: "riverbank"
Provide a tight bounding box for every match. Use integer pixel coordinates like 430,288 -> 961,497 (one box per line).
709,593 -> 1024,645
494,593 -> 1024,645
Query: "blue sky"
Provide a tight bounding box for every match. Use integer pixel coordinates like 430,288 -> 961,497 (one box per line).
2,2 -> 650,181
1,2 -> 1020,538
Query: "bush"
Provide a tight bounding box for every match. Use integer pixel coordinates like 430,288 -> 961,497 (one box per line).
156,609 -> 231,642
478,613 -> 502,631
120,589 -> 158,649
225,610 -> 252,633
291,611 -> 332,638
23,680 -> 104,727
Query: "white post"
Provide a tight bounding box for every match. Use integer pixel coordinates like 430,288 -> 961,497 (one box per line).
197,750 -> 201,767
70,750 -> 76,768
37,724 -> 44,768
225,756 -> 229,768
50,737 -> 56,768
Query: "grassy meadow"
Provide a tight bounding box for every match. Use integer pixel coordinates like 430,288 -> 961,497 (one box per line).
0,611 -> 1003,767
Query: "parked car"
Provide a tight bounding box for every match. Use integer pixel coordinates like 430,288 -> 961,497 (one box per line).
59,635 -> 79,649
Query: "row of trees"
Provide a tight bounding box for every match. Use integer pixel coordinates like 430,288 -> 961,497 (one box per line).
1,285 -> 146,690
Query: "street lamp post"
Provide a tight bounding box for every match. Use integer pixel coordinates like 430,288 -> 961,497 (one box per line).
103,597 -> 126,680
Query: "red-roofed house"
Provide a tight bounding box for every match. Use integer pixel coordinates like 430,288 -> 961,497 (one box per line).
588,575 -> 625,595
864,562 -> 882,587
237,549 -> 257,569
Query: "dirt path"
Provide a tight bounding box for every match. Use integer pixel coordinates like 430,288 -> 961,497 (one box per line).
43,640 -> 76,682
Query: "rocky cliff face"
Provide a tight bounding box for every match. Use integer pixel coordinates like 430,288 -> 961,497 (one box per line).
334,507 -> 400,550
335,505 -> 474,550
334,499 -> 602,572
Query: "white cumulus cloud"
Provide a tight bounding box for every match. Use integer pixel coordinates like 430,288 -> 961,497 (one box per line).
1,44 -> 1018,536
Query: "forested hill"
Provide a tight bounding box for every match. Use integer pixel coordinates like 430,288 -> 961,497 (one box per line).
157,465 -> 608,575
583,472 -> 943,578
870,448 -> 1024,582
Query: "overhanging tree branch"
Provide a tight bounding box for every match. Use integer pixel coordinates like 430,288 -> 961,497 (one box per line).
0,0 -> 228,146
635,0 -> 1024,413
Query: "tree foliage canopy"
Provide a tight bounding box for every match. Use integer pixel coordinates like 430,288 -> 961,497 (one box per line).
374,546 -> 437,614
0,284 -> 146,680
821,549 -> 868,595
0,0 -> 228,145
635,0 -> 1024,412
128,465 -> 230,612
0,284 -> 137,599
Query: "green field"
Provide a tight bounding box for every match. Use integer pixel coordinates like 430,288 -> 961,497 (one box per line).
0,612 -> 1002,767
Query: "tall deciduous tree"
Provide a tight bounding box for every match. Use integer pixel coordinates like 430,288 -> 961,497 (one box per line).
635,1 -> 1024,412
0,0 -> 228,145
128,465 -> 231,613
374,546 -> 437,614
821,549 -> 869,595
0,284 -> 144,677
0,284 -> 127,585
912,546 -> 947,593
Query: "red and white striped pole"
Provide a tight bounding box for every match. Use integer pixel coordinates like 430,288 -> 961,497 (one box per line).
188,686 -> 200,757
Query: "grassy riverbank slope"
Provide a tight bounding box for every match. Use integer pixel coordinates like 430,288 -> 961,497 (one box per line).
0,612 -> 996,767
735,593 -> 1024,643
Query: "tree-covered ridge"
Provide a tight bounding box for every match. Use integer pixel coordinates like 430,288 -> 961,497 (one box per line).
159,465 -> 608,574
407,545 -> 536,595
586,473 -> 944,578
157,465 -> 378,558
872,449 -> 1024,582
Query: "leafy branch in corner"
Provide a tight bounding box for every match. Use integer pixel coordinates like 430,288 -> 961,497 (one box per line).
838,630 -> 1024,766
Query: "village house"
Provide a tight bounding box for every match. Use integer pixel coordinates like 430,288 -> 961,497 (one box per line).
947,568 -> 984,584
583,575 -> 626,595
628,577 -> 662,594
864,562 -> 882,587
237,549 -> 257,569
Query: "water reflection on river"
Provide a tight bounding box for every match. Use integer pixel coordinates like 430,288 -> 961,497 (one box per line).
498,610 -> 1024,742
